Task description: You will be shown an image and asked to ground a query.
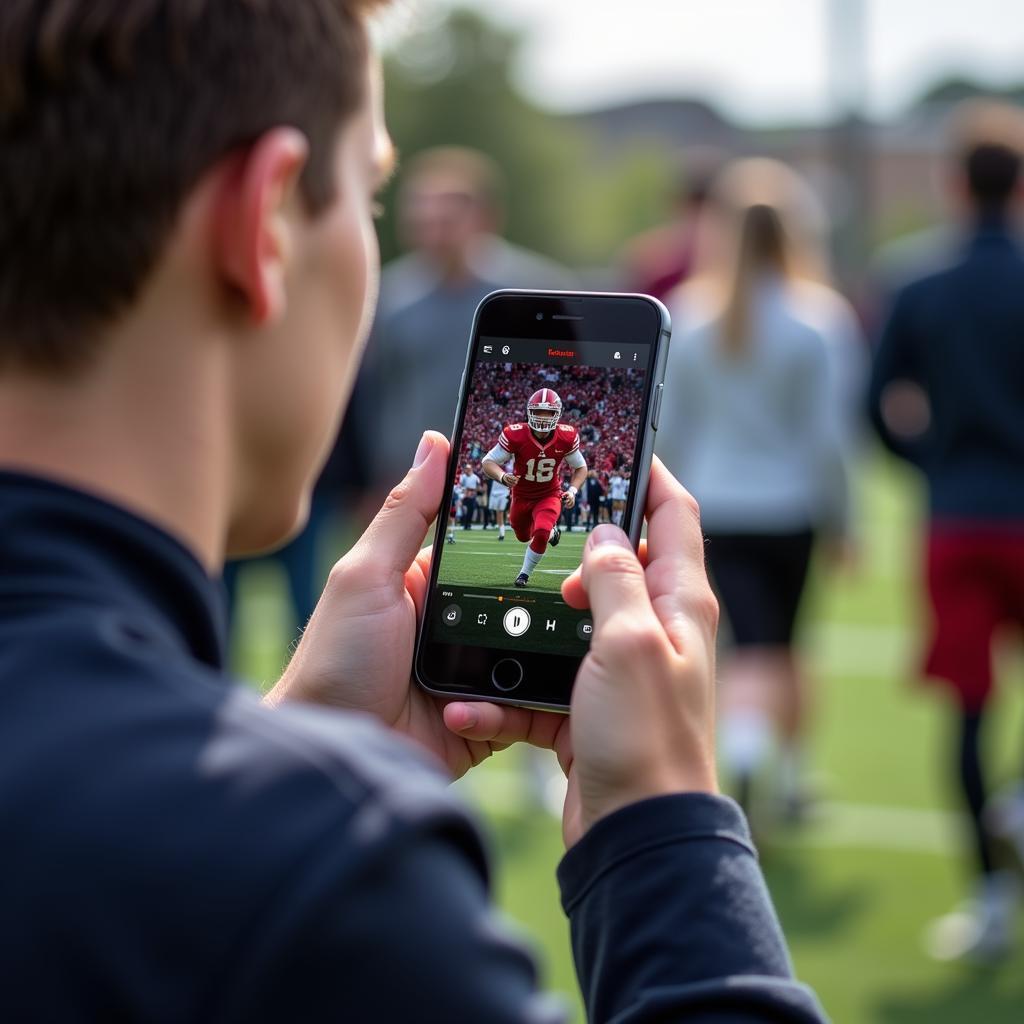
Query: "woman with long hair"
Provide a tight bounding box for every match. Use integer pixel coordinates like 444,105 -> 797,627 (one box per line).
658,158 -> 864,821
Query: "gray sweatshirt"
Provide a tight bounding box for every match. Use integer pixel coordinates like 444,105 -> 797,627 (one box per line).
658,279 -> 864,537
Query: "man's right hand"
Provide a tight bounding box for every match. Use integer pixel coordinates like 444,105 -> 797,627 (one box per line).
556,458 -> 719,847
502,473 -> 520,487
445,457 -> 719,848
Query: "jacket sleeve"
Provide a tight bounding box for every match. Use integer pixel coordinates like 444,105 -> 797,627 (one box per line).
559,794 -> 828,1023
820,301 -> 868,541
216,820 -> 569,1024
867,290 -> 929,467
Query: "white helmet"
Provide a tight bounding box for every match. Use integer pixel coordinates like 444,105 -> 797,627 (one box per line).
527,388 -> 562,434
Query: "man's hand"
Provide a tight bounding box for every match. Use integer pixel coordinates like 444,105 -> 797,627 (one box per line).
561,488 -> 576,509
561,460 -> 719,844
502,473 -> 520,487
265,431 -> 568,779
451,458 -> 720,847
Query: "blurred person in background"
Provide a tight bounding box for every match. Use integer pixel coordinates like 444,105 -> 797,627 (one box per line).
659,158 -> 865,822
345,146 -> 574,510
609,467 -> 629,526
619,149 -> 723,301
446,481 -> 463,544
869,101 -> 1024,963
487,460 -> 512,539
584,468 -> 605,531
560,475 -> 582,532
459,461 -> 481,529
868,99 -> 1024,327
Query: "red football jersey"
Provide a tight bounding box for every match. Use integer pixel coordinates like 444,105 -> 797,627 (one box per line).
496,422 -> 582,501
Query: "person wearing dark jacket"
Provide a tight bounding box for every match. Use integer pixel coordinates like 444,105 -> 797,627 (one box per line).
869,102 -> 1024,962
0,2 -> 825,1021
584,469 -> 605,531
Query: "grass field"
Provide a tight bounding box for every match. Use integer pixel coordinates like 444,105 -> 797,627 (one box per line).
232,453 -> 1024,1024
437,526 -> 588,593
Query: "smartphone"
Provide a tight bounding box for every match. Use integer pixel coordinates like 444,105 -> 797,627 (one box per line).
414,290 -> 671,711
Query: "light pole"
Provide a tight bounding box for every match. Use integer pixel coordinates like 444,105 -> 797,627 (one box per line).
827,0 -> 872,292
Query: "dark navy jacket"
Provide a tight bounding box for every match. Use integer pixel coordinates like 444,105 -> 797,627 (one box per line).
0,471 -> 825,1022
868,219 -> 1024,522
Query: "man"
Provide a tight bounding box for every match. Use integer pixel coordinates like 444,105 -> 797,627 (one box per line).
618,148 -> 722,301
347,146 -> 575,505
560,477 -> 582,532
0,2 -> 825,1021
609,467 -> 629,527
869,100 -> 1024,962
584,468 -> 605,531
482,388 -> 587,588
458,462 -> 480,530
446,481 -> 463,545
487,462 -> 513,540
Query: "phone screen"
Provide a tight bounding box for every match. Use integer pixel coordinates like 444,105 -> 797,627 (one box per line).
428,332 -> 653,660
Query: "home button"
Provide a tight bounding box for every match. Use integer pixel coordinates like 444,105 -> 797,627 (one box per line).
491,658 -> 524,692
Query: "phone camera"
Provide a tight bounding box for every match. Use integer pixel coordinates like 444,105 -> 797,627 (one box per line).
535,312 -> 544,321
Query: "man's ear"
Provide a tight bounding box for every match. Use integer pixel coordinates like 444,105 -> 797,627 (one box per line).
216,128 -> 310,325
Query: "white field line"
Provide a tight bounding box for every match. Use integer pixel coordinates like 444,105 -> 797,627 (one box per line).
456,769 -> 962,855
803,622 -> 912,678
444,542 -> 584,549
442,552 -> 578,560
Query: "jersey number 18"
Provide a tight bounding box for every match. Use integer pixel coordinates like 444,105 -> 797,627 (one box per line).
524,457 -> 556,483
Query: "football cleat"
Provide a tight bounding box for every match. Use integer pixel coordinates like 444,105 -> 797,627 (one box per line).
526,388 -> 562,434
549,527 -> 561,547
514,572 -> 529,587
446,535 -> 456,544
498,534 -> 505,541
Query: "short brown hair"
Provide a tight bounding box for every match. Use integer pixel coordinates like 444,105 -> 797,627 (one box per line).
401,147 -> 506,215
948,99 -> 1024,209
0,0 -> 387,373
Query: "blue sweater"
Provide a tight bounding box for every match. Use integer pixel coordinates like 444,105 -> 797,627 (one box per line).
0,471 -> 825,1022
869,220 -> 1024,523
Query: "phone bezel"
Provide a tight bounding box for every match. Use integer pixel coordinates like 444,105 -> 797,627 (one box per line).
414,289 -> 671,711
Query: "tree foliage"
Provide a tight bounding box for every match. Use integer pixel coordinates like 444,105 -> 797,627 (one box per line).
378,7 -> 681,271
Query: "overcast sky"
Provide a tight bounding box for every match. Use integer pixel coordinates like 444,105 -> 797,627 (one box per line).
384,0 -> 1024,124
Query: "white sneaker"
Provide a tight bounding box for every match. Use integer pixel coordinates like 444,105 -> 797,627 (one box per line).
924,871 -> 1019,962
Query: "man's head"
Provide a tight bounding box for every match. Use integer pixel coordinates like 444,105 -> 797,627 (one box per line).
947,100 -> 1024,217
0,0 -> 393,560
526,388 -> 562,436
397,147 -> 504,272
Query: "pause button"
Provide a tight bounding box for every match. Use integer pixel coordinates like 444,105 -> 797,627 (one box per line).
502,606 -> 531,637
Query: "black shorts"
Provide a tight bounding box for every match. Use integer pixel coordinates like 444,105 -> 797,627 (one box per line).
704,530 -> 815,648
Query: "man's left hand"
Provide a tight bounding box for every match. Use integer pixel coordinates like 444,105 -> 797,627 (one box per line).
265,431 -> 570,779
562,490 -> 576,509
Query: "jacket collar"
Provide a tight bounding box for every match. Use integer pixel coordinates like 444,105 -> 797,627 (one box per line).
0,470 -> 226,670
967,212 -> 1019,251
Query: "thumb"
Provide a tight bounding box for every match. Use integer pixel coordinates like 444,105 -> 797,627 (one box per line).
355,431 -> 450,576
581,524 -> 657,633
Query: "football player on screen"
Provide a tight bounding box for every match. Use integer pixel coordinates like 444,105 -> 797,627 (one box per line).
482,388 -> 588,588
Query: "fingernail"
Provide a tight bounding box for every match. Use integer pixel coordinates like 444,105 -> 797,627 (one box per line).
456,705 -> 478,730
412,433 -> 432,469
589,524 -> 631,549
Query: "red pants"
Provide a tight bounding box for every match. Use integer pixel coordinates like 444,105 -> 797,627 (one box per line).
924,526 -> 1024,711
509,494 -> 562,552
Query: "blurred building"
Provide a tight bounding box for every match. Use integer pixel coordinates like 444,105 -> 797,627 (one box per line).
561,85 -> 1024,286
